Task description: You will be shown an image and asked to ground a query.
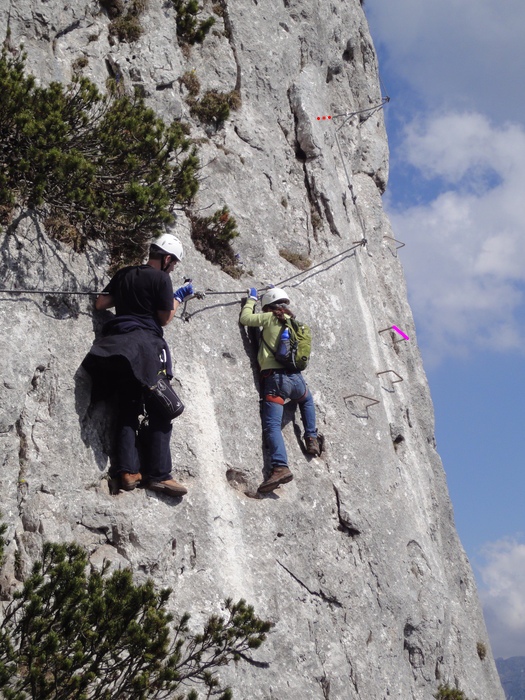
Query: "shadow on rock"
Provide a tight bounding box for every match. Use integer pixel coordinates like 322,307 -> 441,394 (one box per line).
74,365 -> 115,473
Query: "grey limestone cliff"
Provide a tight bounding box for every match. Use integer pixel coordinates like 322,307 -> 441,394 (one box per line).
0,1 -> 505,698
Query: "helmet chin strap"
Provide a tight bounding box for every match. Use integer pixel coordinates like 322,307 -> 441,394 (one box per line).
161,255 -> 172,272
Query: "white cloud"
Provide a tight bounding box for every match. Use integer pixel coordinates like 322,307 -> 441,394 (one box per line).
477,538 -> 525,658
365,0 -> 525,122
388,112 -> 525,362
401,113 -> 525,184
363,0 -> 525,363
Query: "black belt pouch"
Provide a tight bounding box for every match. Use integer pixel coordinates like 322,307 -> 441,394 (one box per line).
146,376 -> 185,420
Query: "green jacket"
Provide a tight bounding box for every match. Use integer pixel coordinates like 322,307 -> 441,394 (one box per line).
239,298 -> 287,371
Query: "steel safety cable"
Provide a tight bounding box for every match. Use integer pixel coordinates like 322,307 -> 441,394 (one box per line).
1,94 -> 390,302
0,239 -> 367,303
0,288 -> 108,296
200,240 -> 367,299
329,94 -> 390,241
274,240 -> 366,288
330,96 -> 390,128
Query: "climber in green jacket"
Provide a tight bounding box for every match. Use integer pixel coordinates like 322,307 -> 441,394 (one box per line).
239,286 -> 320,494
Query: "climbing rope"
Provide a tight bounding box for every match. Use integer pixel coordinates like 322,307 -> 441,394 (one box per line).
333,127 -> 368,240
193,94 -> 391,315
176,240 -> 368,321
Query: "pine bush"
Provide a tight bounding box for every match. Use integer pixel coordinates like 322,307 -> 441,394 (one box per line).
188,89 -> 240,129
0,49 -> 200,267
190,206 -> 242,278
435,685 -> 474,700
0,540 -> 272,699
170,0 -> 216,45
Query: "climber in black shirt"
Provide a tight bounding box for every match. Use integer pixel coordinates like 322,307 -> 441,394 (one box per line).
82,233 -> 194,498
103,263 -> 175,320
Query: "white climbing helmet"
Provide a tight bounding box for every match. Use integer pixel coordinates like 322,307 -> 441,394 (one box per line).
261,287 -> 289,308
151,233 -> 184,262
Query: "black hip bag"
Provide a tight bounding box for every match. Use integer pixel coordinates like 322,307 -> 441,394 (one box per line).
146,376 -> 184,420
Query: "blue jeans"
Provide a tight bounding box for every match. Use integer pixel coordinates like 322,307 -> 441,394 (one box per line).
262,370 -> 317,468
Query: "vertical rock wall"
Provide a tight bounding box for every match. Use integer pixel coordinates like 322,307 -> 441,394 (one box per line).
0,1 -> 505,698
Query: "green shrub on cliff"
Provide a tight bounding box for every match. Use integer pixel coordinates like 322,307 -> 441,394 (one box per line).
0,539 -> 272,699
188,89 -> 241,129
170,0 -> 215,45
190,206 -> 242,278
435,685 -> 475,700
99,0 -> 148,43
0,49 -> 199,267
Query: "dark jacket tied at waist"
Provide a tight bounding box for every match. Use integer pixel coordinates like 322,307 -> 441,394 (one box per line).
82,315 -> 173,389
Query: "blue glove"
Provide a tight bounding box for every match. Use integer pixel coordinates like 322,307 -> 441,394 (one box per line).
247,287 -> 258,300
174,283 -> 194,303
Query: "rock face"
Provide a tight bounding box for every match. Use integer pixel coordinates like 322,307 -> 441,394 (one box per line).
0,1 -> 505,698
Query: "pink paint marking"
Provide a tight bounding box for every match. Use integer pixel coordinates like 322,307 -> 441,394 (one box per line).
392,325 -> 409,340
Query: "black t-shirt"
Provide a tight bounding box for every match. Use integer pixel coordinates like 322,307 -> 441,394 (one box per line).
104,265 -> 174,319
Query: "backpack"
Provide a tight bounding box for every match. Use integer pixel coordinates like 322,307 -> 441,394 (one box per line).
263,317 -> 312,371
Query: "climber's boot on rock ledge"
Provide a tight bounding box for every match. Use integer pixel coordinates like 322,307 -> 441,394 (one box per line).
305,436 -> 321,456
120,472 -> 142,491
258,466 -> 293,494
145,479 -> 188,497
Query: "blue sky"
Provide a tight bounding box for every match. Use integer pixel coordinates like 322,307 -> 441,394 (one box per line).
364,0 -> 525,659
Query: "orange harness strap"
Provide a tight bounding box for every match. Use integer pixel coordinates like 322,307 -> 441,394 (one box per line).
265,394 -> 285,405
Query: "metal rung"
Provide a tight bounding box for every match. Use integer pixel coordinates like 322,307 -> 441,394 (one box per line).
378,326 -> 409,343
343,394 -> 380,410
376,370 -> 404,384
383,235 -> 405,251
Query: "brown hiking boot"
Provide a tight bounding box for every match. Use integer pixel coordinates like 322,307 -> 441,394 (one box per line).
258,466 -> 293,494
120,472 -> 142,491
145,479 -> 188,497
305,436 -> 320,456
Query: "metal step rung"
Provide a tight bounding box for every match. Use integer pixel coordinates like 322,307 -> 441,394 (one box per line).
343,394 -> 380,410
376,370 -> 404,385
383,235 -> 406,256
378,326 -> 409,343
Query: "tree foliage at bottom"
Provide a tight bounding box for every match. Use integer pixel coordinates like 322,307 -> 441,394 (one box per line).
0,539 -> 272,699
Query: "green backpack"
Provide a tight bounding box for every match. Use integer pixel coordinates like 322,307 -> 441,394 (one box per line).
263,317 -> 312,371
